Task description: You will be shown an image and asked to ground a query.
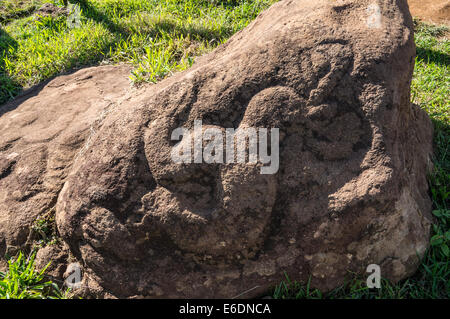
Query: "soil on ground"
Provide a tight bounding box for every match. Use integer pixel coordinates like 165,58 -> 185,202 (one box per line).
408,0 -> 450,25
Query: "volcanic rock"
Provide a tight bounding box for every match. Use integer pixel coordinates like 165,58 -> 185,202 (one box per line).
0,0 -> 433,298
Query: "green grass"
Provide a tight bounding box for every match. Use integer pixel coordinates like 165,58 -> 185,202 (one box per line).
0,1 -> 448,299
0,0 -> 277,104
0,252 -> 68,299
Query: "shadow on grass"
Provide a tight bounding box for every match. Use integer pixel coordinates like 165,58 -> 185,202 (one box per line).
0,27 -> 51,116
0,27 -> 21,107
429,117 -> 450,205
0,3 -> 37,25
75,0 -> 129,38
416,47 -> 450,67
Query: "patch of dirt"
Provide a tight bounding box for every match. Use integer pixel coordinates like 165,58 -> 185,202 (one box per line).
34,3 -> 67,20
408,0 -> 450,25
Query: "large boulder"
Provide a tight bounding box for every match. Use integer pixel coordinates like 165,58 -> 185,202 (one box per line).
0,0 -> 433,298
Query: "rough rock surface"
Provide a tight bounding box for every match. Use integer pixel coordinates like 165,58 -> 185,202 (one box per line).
0,65 -> 133,259
0,0 -> 433,298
